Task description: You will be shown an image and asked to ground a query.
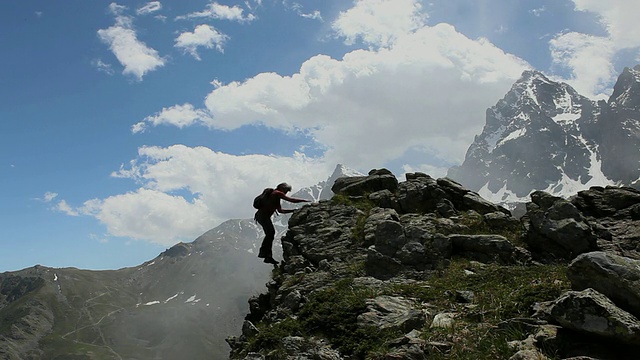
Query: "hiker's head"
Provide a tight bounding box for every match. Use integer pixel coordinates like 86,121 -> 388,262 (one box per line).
276,182 -> 292,193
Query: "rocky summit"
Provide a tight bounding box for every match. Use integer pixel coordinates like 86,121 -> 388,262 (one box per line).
228,169 -> 640,359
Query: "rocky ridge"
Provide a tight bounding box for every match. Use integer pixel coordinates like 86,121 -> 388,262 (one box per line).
228,169 -> 640,359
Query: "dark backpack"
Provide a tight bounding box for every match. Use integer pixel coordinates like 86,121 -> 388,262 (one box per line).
253,188 -> 274,209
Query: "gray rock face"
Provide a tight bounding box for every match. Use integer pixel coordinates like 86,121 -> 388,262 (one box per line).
449,234 -> 516,264
549,288 -> 640,345
331,168 -> 399,196
568,252 -> 640,317
357,296 -> 427,333
522,191 -> 597,261
569,186 -> 640,259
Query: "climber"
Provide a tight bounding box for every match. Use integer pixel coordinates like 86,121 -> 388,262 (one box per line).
254,182 -> 310,265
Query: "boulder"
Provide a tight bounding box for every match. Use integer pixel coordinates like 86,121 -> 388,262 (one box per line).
568,252 -> 640,316
549,288 -> 640,345
449,234 -> 516,264
357,296 -> 427,333
522,191 -> 597,261
571,186 -> 640,218
331,169 -> 398,196
364,208 -> 405,254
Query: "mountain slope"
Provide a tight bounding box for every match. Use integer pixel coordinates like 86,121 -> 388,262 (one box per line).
448,65 -> 640,205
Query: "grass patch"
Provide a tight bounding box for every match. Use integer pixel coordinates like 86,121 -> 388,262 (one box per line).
456,211 -> 524,245
330,194 -> 376,245
383,258 -> 568,359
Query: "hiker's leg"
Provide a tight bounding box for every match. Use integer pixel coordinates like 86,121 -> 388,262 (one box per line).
257,216 -> 275,258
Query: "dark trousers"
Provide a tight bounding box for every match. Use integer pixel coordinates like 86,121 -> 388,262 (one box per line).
255,212 -> 275,258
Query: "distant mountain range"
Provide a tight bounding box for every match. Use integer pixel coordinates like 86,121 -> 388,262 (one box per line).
0,165 -> 360,360
448,65 -> 640,207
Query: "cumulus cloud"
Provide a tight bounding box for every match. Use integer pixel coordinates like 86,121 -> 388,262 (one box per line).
132,103 -> 214,133
137,1 -> 162,16
175,24 -> 229,60
550,0 -> 640,98
332,0 -> 427,47
200,23 -> 529,169
63,145 -> 328,245
97,4 -> 165,81
176,2 -> 255,22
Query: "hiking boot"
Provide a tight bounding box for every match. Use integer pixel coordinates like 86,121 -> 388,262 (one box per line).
263,257 -> 279,265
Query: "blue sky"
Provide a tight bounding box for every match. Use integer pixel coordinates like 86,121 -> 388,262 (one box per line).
1,0 -> 639,272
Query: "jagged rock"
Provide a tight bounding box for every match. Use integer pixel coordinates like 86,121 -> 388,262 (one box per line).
285,203 -> 361,264
364,208 -> 405,256
436,198 -> 458,217
365,246 -> 403,280
571,186 -> 640,218
462,192 -> 509,215
400,214 -> 453,261
369,189 -> 401,211
567,252 -> 640,317
449,234 -> 517,264
483,211 -> 521,230
357,296 -> 427,333
397,175 -> 440,213
549,288 -> 640,345
282,290 -> 303,312
522,191 -> 597,262
454,290 -> 475,303
509,349 -> 549,360
331,168 -> 398,196
569,186 -> 640,260
281,336 -> 343,359
384,330 -> 428,360
241,320 -> 259,338
241,352 -> 265,360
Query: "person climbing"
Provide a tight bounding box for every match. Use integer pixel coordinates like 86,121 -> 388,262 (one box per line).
254,182 -> 310,265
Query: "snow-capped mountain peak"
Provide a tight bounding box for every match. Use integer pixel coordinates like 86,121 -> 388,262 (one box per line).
448,66 -> 640,207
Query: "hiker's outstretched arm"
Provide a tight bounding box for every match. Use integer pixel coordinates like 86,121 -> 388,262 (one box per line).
279,194 -> 310,203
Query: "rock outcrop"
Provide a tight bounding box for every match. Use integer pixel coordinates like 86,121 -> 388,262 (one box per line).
228,170 -> 640,359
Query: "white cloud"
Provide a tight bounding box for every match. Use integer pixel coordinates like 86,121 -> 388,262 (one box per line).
44,192 -> 58,202
97,6 -> 165,81
332,0 -> 427,47
137,1 -> 162,16
289,3 -> 323,21
132,103 -> 214,133
199,22 -> 529,169
176,2 -> 255,22
57,200 -> 79,216
550,0 -> 640,98
550,32 -> 615,99
175,24 -> 229,60
64,145 -> 328,245
92,59 -> 115,75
